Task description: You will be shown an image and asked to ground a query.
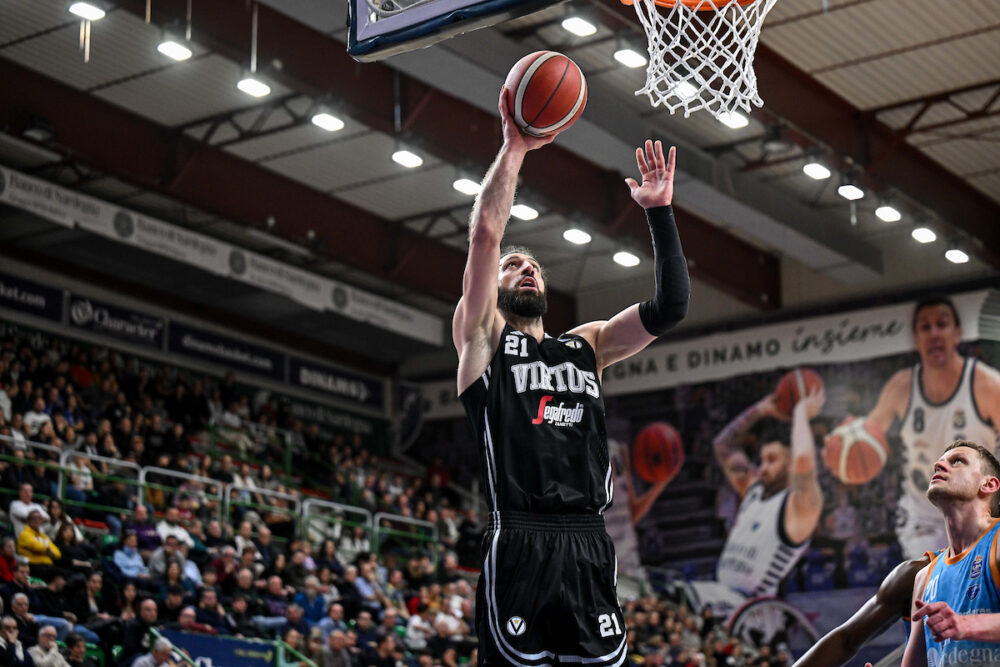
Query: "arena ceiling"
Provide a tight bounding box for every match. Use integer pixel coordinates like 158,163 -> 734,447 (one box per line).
0,0 -> 997,373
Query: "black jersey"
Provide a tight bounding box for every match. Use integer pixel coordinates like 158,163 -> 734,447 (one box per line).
460,323 -> 613,515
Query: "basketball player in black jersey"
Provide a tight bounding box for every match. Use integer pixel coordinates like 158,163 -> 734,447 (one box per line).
454,89 -> 689,666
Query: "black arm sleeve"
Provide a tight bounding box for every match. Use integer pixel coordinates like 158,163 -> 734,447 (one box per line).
637,205 -> 690,336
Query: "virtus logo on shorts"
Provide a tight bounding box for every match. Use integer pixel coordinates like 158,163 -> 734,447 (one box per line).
506,616 -> 526,636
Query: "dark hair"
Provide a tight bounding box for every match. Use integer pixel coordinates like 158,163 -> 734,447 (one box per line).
65,632 -> 86,649
912,295 -> 961,331
944,440 -> 1000,516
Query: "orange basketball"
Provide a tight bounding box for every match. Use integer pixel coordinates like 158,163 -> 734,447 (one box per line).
504,51 -> 587,138
632,422 -> 684,484
774,368 -> 824,418
823,416 -> 889,485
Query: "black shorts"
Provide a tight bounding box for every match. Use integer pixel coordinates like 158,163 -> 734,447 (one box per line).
476,511 -> 627,667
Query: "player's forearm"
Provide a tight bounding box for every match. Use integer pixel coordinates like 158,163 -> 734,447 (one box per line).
469,145 -> 526,244
790,401 -> 821,502
637,206 -> 689,335
712,403 -> 761,458
959,612 -> 1000,642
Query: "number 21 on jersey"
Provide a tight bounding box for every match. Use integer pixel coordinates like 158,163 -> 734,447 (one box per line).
598,613 -> 622,637
504,333 -> 528,358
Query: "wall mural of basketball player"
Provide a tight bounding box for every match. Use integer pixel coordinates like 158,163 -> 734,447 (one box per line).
824,296 -> 1000,560
605,433 -> 678,582
687,384 -> 825,633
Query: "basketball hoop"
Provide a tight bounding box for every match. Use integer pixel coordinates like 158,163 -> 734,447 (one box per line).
620,0 -> 779,120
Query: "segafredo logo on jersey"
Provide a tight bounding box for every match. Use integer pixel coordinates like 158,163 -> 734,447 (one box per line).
510,361 -> 600,398
532,396 -> 584,426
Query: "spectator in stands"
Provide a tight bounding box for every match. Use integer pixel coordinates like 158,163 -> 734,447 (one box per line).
159,586 -> 186,624
1,452 -> 38,497
318,603 -> 347,643
9,484 -> 50,539
1,563 -> 38,613
10,593 -> 40,647
355,560 -> 387,617
254,525 -> 276,572
130,637 -> 175,667
302,628 -> 327,666
113,532 -> 149,580
404,604 -> 435,652
27,625 -> 67,667
43,499 -> 81,545
120,599 -> 158,667
63,632 -> 97,667
125,505 -> 160,560
0,538 -> 18,582
367,634 -> 399,667
175,606 -> 215,635
149,531 -> 186,580
116,582 -> 140,621
282,603 -> 310,638
194,588 -> 232,634
52,523 -> 93,574
354,610 -> 377,651
0,614 -> 33,667
93,480 -> 132,538
66,572 -> 113,638
16,511 -> 60,574
256,575 -> 292,635
63,456 -> 94,505
155,511 -> 193,550
278,627 -> 304,667
161,422 -> 188,459
324,630 -> 352,667
375,608 -> 400,640
292,576 -> 325,627
24,397 -> 51,436
229,594 -> 261,639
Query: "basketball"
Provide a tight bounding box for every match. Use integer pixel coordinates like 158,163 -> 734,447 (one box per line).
823,417 -> 890,485
632,422 -> 684,484
504,51 -> 587,138
773,368 -> 824,418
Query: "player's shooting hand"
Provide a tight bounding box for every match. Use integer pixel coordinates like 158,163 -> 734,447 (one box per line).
796,386 -> 826,420
498,88 -> 556,154
625,140 -> 675,209
913,599 -> 965,642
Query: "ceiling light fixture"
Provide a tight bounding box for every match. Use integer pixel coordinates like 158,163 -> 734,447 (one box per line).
802,161 -> 831,180
613,250 -> 640,267
157,39 -> 192,61
613,48 -> 646,68
452,178 -> 481,196
237,76 -> 271,97
717,111 -> 749,130
391,149 -> 423,168
563,228 -> 592,245
68,2 -> 105,20
875,203 -> 901,223
911,227 -> 936,244
311,112 -> 345,132
945,248 -> 969,264
510,204 -> 538,221
562,16 -> 597,37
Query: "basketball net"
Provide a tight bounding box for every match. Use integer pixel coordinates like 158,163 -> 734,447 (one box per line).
628,0 -> 779,120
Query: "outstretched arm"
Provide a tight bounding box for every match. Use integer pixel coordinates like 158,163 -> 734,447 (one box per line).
866,368 -> 910,434
570,141 -> 689,372
901,565 -> 931,667
973,362 -> 1000,435
712,394 -> 782,497
452,89 -> 554,394
786,387 -> 825,544
793,556 -> 929,667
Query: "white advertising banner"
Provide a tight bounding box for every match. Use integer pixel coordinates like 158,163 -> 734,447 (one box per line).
0,165 -> 442,345
421,289 -> 994,419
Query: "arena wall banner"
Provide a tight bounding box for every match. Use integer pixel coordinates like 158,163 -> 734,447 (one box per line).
158,629 -> 274,667
289,356 -> 385,409
168,322 -> 286,381
0,164 -> 442,346
0,272 -> 63,322
67,293 -> 165,349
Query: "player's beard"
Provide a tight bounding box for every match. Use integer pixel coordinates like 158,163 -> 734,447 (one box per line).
760,466 -> 789,498
927,478 -> 977,509
498,287 -> 547,320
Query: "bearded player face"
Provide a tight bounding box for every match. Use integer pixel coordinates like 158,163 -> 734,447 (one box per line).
498,252 -> 547,320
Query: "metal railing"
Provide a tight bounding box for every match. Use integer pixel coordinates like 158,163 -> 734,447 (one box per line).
301,498 -> 372,545
139,466 -> 225,523
224,484 -> 301,543
373,512 -> 438,563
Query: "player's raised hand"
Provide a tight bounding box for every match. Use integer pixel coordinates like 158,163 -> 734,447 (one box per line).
498,87 -> 556,154
797,386 -> 826,419
913,599 -> 966,642
625,140 -> 675,209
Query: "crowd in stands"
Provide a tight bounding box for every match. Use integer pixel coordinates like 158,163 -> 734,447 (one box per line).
0,328 -> 792,666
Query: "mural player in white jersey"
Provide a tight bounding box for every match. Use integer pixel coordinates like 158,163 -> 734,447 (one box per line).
829,296 -> 1000,560
688,385 -> 825,626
